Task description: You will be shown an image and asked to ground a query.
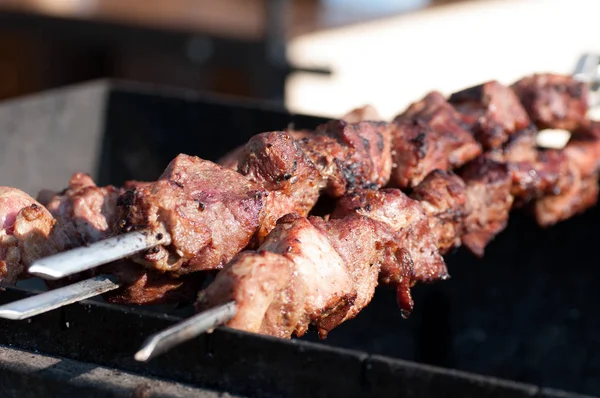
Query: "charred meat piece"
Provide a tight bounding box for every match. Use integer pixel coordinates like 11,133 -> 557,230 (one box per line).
460,158 -> 514,257
41,172 -> 123,245
564,123 -> 600,180
485,126 -> 571,204
310,215 -> 394,321
332,188 -> 447,284
511,73 -> 589,130
533,170 -> 598,227
531,130 -> 600,226
196,251 -> 296,337
198,210 -> 412,339
487,125 -> 538,164
392,92 -> 482,188
0,187 -> 64,285
259,214 -> 356,338
102,261 -> 205,305
199,213 -> 356,339
298,120 -> 393,196
218,130 -> 313,171
507,149 -> 570,205
449,81 -> 531,149
238,131 -> 323,241
119,154 -> 267,274
410,169 -> 468,254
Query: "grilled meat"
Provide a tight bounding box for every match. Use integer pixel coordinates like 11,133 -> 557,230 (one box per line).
103,261 -> 206,305
237,131 -> 322,241
533,166 -> 598,227
298,120 -> 393,196
410,169 -> 468,254
119,154 -> 267,274
198,213 -> 357,338
512,73 -> 589,130
310,215 -> 394,319
41,172 -> 123,245
449,80 -> 531,149
0,187 -> 62,285
531,129 -> 600,226
259,213 -> 355,337
460,157 -> 514,257
331,188 -> 447,284
198,209 -> 416,339
218,130 -> 313,171
391,91 -> 482,188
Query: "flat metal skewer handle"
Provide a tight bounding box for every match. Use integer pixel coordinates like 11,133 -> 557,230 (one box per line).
134,301 -> 237,362
28,230 -> 169,280
0,275 -> 120,320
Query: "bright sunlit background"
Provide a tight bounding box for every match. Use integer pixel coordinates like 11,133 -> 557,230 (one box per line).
287,0 -> 600,119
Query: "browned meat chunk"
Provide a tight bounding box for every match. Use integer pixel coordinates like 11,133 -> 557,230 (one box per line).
218,130 -> 313,170
533,172 -> 599,227
42,173 -> 123,245
487,125 -> 538,164
0,187 -> 63,284
532,129 -> 600,226
341,105 -> 382,123
238,131 -> 322,241
564,123 -> 600,179
199,213 -> 356,339
119,154 -> 267,274
411,170 -> 468,254
196,250 -> 295,335
298,120 -> 393,196
310,215 -> 392,321
449,81 -> 532,149
460,158 -> 514,257
198,209 -> 416,339
102,261 -> 205,305
392,92 -> 482,188
485,127 -> 571,205
259,214 -> 355,338
332,189 -> 447,284
512,73 -> 589,130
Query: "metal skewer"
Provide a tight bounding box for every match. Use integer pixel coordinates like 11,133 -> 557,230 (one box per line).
0,275 -> 119,320
134,301 -> 237,362
28,230 -> 169,280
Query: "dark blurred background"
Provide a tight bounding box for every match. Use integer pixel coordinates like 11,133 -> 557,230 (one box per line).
0,0 -> 468,110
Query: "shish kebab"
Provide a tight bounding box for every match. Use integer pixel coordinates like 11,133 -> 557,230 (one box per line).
0,72 -> 596,348
4,70 -> 596,346
135,72 -> 600,360
0,108 -> 410,316
0,71 -> 596,314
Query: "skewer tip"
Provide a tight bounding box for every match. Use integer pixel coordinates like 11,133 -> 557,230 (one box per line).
134,338 -> 158,362
0,309 -> 24,320
133,301 -> 237,362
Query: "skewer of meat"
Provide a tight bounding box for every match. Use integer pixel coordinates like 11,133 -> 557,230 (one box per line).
1,69 -> 596,344
0,115 -> 396,317
135,72 -> 600,360
0,178 -> 205,319
29,118 -> 393,282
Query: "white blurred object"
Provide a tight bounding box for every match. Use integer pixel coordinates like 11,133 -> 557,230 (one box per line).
287,0 -> 600,119
536,129 -> 572,150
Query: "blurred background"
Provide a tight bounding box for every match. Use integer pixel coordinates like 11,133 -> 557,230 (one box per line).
0,0 -> 599,119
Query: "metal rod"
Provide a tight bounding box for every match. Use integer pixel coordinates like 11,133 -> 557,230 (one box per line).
134,301 -> 237,362
0,275 -> 120,320
28,230 -> 169,280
